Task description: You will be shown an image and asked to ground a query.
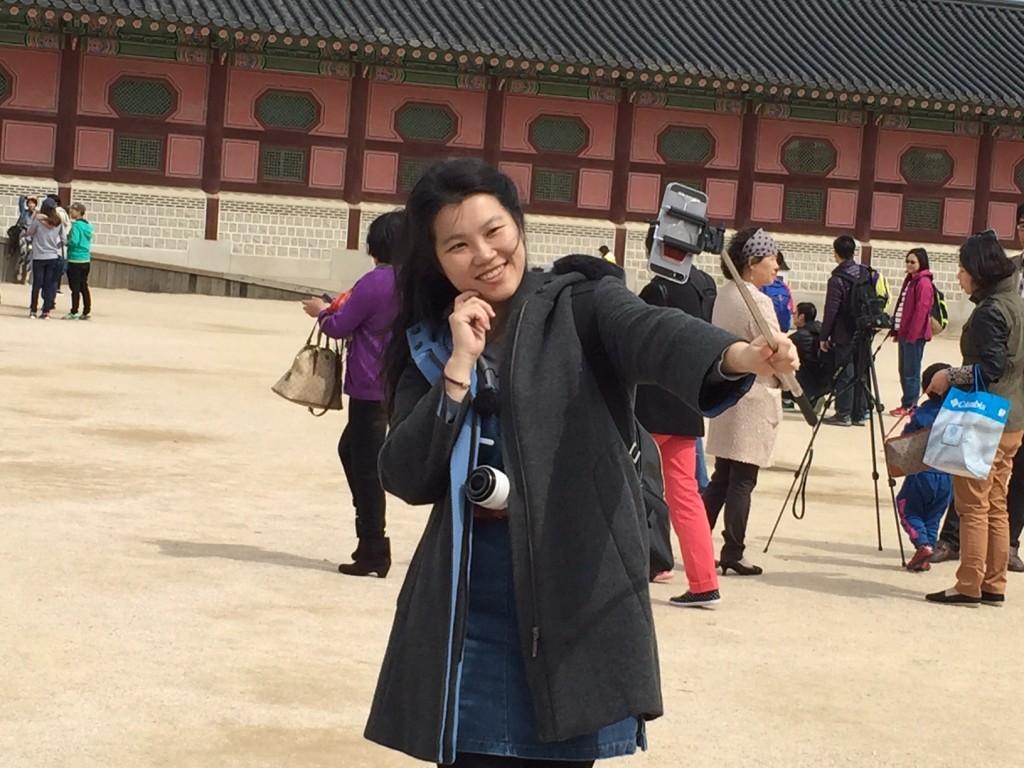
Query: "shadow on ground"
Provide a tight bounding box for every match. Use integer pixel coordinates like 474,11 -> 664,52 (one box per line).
147,538 -> 337,572
755,569 -> 925,600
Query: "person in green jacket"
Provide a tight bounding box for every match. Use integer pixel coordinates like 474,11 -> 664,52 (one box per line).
64,202 -> 93,320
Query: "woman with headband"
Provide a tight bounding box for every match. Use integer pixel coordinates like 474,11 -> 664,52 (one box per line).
703,228 -> 784,576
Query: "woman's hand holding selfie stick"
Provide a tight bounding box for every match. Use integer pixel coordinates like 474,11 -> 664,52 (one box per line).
719,250 -> 818,427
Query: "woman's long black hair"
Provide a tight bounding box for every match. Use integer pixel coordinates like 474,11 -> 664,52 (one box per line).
383,157 -> 526,415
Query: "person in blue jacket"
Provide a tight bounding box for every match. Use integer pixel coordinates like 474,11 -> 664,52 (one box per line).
898,362 -> 955,571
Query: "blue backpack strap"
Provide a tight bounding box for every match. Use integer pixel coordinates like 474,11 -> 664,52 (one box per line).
406,323 -> 478,395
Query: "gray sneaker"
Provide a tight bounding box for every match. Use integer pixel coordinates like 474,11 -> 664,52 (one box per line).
1009,546 -> 1024,573
929,540 -> 959,563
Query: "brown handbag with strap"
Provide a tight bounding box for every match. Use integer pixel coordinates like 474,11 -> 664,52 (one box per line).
883,412 -> 930,478
271,321 -> 344,415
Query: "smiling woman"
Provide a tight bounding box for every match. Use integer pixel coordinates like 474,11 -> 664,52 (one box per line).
366,157 -> 799,767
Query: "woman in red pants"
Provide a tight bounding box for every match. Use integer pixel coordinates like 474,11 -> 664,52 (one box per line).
636,250 -> 721,608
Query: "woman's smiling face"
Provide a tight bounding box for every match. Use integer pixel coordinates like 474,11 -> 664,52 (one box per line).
433,193 -> 526,306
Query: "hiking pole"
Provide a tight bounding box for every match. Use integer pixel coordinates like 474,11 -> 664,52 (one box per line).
719,250 -> 818,427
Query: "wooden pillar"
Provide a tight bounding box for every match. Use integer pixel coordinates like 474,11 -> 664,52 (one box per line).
346,207 -> 362,250
53,37 -> 82,185
854,115 -> 880,266
483,80 -> 505,169
202,55 -> 229,240
972,126 -> 995,233
733,103 -> 759,229
608,92 -> 637,266
609,92 -> 635,229
343,64 -> 370,206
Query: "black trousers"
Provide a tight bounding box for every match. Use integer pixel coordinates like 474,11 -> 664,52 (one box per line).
338,397 -> 388,541
1005,444 -> 1024,549
442,755 -> 594,768
30,259 -> 60,313
832,342 -> 868,420
939,499 -> 960,551
67,261 -> 91,315
702,457 -> 760,562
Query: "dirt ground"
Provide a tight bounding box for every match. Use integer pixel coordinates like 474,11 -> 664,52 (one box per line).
1,282 -> 1019,768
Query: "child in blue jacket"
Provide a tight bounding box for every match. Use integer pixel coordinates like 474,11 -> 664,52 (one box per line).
899,362 -> 954,571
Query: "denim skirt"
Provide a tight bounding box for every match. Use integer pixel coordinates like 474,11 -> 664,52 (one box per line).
456,519 -> 642,760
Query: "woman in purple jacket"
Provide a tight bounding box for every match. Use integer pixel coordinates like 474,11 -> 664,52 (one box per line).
302,210 -> 403,577
889,248 -> 936,416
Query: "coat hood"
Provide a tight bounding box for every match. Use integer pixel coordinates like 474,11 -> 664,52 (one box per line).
550,254 -> 626,282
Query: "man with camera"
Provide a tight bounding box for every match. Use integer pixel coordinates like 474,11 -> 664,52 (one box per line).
819,236 -> 886,427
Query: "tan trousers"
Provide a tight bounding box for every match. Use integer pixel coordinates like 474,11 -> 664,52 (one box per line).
954,429 -> 1024,597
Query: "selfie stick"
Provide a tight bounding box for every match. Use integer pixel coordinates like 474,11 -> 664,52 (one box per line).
719,252 -> 818,427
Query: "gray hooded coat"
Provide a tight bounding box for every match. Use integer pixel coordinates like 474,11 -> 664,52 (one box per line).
365,262 -> 751,763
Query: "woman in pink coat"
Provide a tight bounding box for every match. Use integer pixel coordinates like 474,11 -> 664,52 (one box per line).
890,248 -> 936,416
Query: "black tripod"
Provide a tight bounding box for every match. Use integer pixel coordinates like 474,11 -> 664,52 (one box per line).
764,330 -> 907,566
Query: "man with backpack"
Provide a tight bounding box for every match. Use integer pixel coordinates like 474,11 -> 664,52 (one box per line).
820,235 -> 889,427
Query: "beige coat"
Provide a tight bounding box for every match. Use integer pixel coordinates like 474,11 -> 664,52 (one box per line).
705,281 -> 783,468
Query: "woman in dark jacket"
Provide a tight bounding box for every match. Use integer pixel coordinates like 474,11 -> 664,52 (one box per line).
890,247 -> 936,416
302,210 -> 403,577
925,232 -> 1024,606
635,257 -> 722,607
364,158 -> 799,766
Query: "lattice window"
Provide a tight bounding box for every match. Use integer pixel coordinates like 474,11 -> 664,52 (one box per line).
395,104 -> 456,143
256,91 -> 319,131
533,168 -> 577,203
900,148 -> 953,185
261,147 -> 308,183
111,78 -> 175,118
0,68 -> 9,103
115,135 -> 163,172
399,157 -> 435,192
529,116 -> 588,155
657,127 -> 714,165
1015,161 -> 1024,194
784,189 -> 825,222
679,180 -> 705,193
782,138 -> 837,175
902,198 -> 942,230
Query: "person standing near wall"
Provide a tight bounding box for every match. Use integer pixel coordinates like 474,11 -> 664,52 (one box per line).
703,228 -> 784,576
301,210 -> 403,578
925,232 -> 1024,605
888,248 -> 935,416
1000,202 -> 1024,572
64,203 -> 94,320
635,226 -> 722,607
26,198 -> 65,319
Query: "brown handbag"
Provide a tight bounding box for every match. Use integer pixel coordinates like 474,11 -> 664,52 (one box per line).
883,417 -> 931,478
271,322 -> 344,415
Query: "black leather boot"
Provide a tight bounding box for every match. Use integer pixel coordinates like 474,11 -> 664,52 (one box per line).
338,537 -> 391,578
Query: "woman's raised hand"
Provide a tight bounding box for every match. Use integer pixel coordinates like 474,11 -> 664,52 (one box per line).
447,291 -> 495,377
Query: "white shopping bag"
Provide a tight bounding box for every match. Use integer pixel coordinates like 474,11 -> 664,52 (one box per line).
924,379 -> 1010,479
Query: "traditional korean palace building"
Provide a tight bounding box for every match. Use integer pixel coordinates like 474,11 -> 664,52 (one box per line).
1,0 -> 1022,295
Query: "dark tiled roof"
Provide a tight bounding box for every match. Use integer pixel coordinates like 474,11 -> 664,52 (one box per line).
27,0 -> 1024,108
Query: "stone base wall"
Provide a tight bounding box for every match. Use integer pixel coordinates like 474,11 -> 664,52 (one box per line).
523,215 -> 617,269
218,194 -> 348,262
0,176 -> 56,226
72,182 -> 206,252
0,173 -> 986,328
